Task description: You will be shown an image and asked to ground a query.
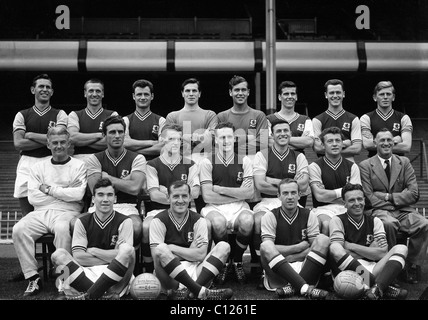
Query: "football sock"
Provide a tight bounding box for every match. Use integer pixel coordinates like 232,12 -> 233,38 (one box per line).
87,259 -> 127,299
299,249 -> 327,285
63,261 -> 94,292
375,253 -> 406,293
337,253 -> 376,286
194,195 -> 206,213
252,233 -> 261,259
141,242 -> 154,272
196,255 -> 224,286
164,257 -> 201,296
233,233 -> 250,263
269,254 -> 306,292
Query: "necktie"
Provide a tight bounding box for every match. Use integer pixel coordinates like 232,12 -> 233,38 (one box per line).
384,159 -> 391,182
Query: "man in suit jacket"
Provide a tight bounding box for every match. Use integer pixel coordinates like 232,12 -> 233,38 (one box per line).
359,128 -> 428,284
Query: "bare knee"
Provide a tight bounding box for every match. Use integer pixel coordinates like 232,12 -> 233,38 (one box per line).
117,243 -> 135,262
237,211 -> 255,235
313,234 -> 330,253
211,241 -> 231,261
329,242 -> 345,261
260,241 -> 277,261
209,214 -> 228,237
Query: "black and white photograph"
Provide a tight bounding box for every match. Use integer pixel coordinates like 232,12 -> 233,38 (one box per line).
0,0 -> 427,314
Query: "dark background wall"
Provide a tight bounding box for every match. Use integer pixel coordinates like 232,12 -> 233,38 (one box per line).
1,0 -> 428,140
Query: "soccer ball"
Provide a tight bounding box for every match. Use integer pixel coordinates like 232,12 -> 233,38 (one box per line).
333,270 -> 366,300
130,273 -> 161,300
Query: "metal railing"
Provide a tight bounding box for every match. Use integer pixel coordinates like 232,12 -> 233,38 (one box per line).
410,139 -> 428,181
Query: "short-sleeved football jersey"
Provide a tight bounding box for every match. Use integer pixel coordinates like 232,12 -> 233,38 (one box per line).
13,106 -> 68,157
360,109 -> 413,157
68,107 -> 117,155
146,155 -> 199,210
72,211 -> 133,254
88,149 -> 146,204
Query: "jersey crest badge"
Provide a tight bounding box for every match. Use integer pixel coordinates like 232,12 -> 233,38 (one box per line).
392,123 -> 401,132
110,235 -> 118,246
187,232 -> 194,243
48,121 -> 56,129
98,121 -> 104,132
297,123 -> 305,132
120,170 -> 130,179
288,164 -> 296,174
346,176 -> 350,184
181,174 -> 188,181
152,125 -> 159,135
236,171 -> 243,183
301,228 -> 308,240
342,122 -> 350,132
249,119 -> 257,129
365,234 -> 374,246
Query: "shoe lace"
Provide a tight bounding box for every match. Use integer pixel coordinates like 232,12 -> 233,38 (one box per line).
306,286 -> 327,299
25,279 -> 40,293
100,293 -> 120,300
204,288 -> 231,300
234,263 -> 246,281
170,288 -> 189,300
385,286 -> 407,299
364,285 -> 381,300
277,284 -> 295,297
385,286 -> 399,298
216,264 -> 230,283
66,293 -> 87,300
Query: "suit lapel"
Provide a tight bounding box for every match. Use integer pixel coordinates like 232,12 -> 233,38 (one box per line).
371,156 -> 389,189
389,155 -> 402,188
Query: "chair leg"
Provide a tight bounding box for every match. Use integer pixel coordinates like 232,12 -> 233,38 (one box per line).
42,243 -> 48,281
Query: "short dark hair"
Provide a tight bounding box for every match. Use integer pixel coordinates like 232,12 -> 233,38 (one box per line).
168,180 -> 191,195
319,126 -> 344,144
84,78 -> 104,90
161,123 -> 183,137
215,121 -> 235,132
375,127 -> 393,139
341,183 -> 364,200
32,74 -> 53,88
277,178 -> 299,194
324,79 -> 344,92
229,75 -> 248,90
93,178 -> 116,195
181,78 -> 201,91
161,123 -> 182,133
270,118 -> 290,134
133,79 -> 154,94
102,115 -> 126,135
278,81 -> 297,94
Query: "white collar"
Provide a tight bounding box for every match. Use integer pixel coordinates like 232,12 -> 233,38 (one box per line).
377,155 -> 392,166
